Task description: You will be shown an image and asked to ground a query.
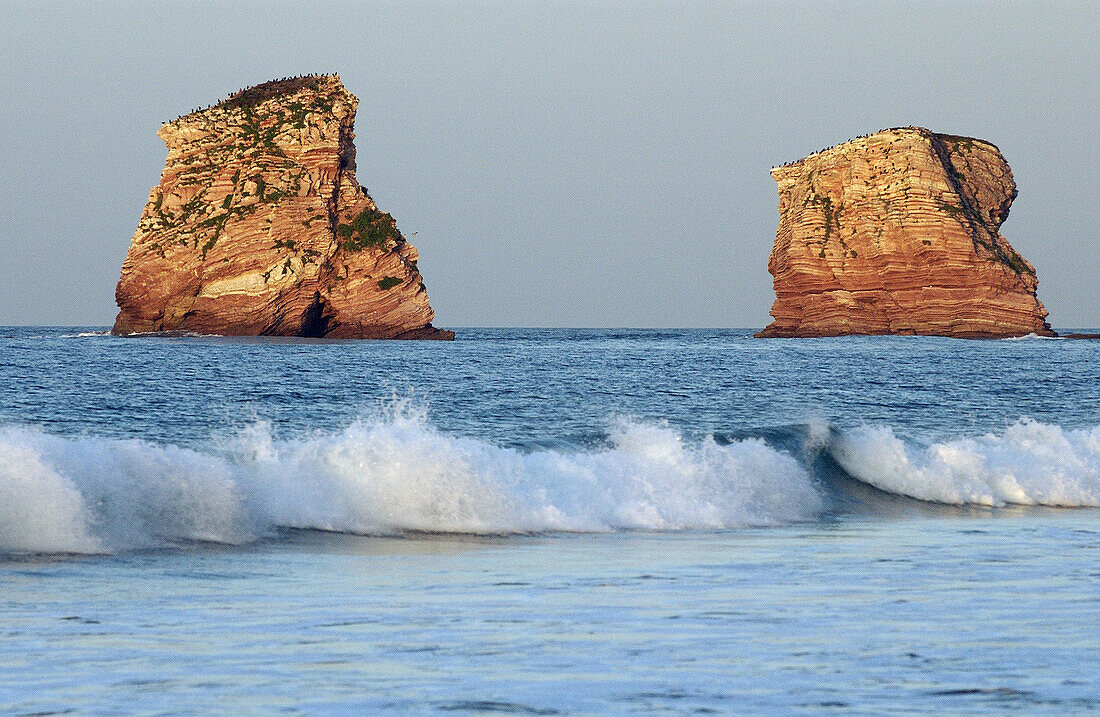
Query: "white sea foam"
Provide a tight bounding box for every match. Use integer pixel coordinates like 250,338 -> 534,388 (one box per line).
1002,332 -> 1063,341
0,405 -> 822,554
832,418 -> 1100,507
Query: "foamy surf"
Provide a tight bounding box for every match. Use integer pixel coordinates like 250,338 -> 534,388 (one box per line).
832,418 -> 1100,507
1002,332 -> 1063,341
0,405 -> 822,554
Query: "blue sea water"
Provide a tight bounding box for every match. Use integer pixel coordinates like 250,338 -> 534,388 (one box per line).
1,327 -> 1099,714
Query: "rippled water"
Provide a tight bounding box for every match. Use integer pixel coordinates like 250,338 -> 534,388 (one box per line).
2,327 -> 1098,713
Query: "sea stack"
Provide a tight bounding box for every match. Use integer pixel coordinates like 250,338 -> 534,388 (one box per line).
756,127 -> 1052,338
113,75 -> 453,339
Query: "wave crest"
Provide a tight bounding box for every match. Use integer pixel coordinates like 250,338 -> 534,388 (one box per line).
0,406 -> 822,554
832,418 -> 1100,507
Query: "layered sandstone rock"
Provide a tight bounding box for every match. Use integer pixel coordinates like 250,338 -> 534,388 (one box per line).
113,75 -> 452,339
757,127 -> 1052,338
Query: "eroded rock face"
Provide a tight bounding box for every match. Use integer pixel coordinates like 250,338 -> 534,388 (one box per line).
757,127 -> 1052,338
113,75 -> 453,339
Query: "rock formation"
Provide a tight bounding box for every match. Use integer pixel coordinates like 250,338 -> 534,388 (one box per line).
757,127 -> 1053,338
113,75 -> 453,339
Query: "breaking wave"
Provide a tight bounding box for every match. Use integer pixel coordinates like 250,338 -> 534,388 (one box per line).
1001,332 -> 1063,341
63,331 -> 112,338
0,404 -> 822,554
5,404 -> 1098,556
832,418 -> 1100,507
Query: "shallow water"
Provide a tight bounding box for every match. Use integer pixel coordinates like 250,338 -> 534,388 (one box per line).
2,327 -> 1098,713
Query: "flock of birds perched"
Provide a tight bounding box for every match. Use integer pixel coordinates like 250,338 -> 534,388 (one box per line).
165,79 -> 937,177
169,73 -> 337,123
773,126 -> 923,169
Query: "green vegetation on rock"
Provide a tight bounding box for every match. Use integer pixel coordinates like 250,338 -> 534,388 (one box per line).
337,207 -> 401,251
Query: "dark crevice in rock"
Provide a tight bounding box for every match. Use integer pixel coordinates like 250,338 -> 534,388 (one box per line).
299,292 -> 331,338
928,135 -> 986,244
928,134 -> 1031,279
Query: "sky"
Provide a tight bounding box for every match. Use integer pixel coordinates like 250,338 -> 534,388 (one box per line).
0,0 -> 1097,328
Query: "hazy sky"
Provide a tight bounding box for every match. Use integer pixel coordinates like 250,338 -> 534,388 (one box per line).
1,1 -> 1097,328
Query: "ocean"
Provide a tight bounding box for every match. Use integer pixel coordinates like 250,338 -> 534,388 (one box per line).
1,327 -> 1098,714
